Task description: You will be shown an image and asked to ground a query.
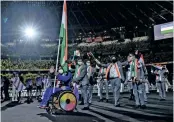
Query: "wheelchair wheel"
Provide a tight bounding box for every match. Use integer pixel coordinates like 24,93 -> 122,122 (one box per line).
46,102 -> 53,114
46,91 -> 62,115
51,91 -> 63,110
58,91 -> 77,112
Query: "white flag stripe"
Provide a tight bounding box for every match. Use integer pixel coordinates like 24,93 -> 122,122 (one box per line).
161,26 -> 173,31
61,4 -> 66,28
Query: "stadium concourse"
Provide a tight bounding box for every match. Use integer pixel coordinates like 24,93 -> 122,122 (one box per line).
1,1 -> 173,122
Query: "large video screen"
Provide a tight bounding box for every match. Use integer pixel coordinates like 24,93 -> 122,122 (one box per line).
154,22 -> 173,40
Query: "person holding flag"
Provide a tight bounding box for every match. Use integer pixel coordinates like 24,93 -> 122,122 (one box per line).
50,0 -> 69,94
39,0 -> 79,110
150,64 -> 168,100
135,50 -> 148,103
128,53 -> 147,109
124,56 -> 134,100
39,65 -> 73,109
163,65 -> 171,92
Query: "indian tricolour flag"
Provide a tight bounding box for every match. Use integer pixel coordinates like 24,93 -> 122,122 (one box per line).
161,23 -> 174,34
59,0 -> 68,72
130,59 -> 138,78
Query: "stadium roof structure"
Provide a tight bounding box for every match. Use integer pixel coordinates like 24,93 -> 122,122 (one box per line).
1,1 -> 173,43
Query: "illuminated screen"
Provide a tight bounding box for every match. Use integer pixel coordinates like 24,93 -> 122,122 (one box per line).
154,22 -> 173,40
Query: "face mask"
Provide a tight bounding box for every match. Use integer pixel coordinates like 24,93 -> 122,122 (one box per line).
135,54 -> 139,58
112,59 -> 116,63
59,69 -> 63,74
78,61 -> 82,65
86,63 -> 90,66
69,67 -> 72,70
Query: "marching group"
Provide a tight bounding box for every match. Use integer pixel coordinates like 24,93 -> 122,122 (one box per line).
1,50 -> 171,111
68,50 -> 171,110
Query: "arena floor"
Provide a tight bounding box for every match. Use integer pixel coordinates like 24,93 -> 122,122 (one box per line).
1,92 -> 173,122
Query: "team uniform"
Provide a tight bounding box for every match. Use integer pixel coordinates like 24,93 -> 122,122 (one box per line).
98,67 -> 109,102
36,76 -> 43,99
11,76 -> 20,102
95,58 -> 127,107
26,78 -> 33,102
39,72 -> 72,108
152,65 -> 168,100
129,55 -> 147,108
73,62 -> 89,110
87,64 -> 96,104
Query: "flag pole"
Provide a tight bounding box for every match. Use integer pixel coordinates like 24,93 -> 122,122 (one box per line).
53,38 -> 61,93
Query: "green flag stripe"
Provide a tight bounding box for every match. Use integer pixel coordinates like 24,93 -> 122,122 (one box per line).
59,24 -> 68,71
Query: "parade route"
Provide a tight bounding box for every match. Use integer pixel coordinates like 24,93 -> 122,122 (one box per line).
1,92 -> 173,122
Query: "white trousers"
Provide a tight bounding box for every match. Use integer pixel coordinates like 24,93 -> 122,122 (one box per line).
165,79 -> 171,92
145,83 -> 149,93
120,83 -> 124,93
97,81 -> 100,97
157,88 -> 159,93
12,85 -> 18,101
165,82 -> 168,92
156,83 -> 159,93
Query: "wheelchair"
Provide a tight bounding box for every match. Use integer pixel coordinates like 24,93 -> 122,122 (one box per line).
46,88 -> 77,115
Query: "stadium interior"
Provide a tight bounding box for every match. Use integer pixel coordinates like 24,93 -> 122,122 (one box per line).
1,1 -> 173,122
1,1 -> 173,80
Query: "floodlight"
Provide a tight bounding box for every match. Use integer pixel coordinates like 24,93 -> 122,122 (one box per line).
24,27 -> 36,38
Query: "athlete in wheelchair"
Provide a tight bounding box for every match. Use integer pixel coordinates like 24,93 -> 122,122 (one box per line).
38,65 -> 78,113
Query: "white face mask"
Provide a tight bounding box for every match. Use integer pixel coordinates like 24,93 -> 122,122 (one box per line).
78,61 -> 83,65
69,67 -> 72,70
86,63 -> 90,66
58,69 -> 63,74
